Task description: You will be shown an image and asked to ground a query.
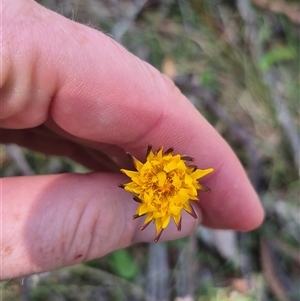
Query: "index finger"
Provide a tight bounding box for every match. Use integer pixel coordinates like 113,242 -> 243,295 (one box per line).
2,0 -> 264,231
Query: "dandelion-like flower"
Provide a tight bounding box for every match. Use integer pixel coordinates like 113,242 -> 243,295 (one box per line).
119,145 -> 213,242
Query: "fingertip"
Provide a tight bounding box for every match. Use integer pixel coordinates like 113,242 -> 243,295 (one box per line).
199,178 -> 265,232
237,194 -> 265,232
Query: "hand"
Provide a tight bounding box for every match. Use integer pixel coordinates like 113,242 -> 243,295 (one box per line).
1,0 -> 264,280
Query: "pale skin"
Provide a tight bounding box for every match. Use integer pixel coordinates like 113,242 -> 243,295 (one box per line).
1,0 -> 264,280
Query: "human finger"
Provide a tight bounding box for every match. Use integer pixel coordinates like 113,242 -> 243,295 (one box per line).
1,173 -> 200,279
1,0 -> 264,230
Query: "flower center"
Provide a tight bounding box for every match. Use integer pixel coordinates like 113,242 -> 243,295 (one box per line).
148,170 -> 179,199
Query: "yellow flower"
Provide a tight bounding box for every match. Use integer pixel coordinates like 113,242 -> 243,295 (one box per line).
119,145 -> 213,242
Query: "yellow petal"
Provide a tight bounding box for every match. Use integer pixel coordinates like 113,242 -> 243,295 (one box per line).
133,157 -> 143,171
192,168 -> 214,179
144,213 -> 154,224
155,218 -> 163,232
170,206 -> 182,216
162,215 -> 171,229
138,203 -> 149,215
157,148 -> 163,160
164,160 -> 178,172
120,169 -> 139,179
157,171 -> 167,187
178,189 -> 190,201
172,214 -> 181,226
172,174 -> 182,188
147,149 -> 155,160
184,174 -> 193,185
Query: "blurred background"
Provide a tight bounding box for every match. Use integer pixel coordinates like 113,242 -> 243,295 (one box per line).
1,0 -> 299,300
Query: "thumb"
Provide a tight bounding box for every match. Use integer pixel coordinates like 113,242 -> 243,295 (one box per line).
2,173 -> 200,280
